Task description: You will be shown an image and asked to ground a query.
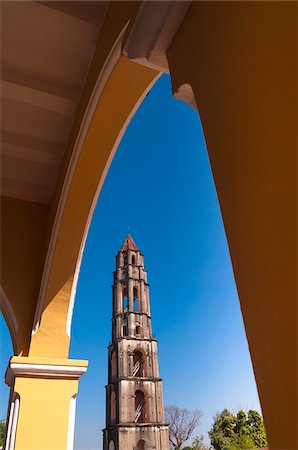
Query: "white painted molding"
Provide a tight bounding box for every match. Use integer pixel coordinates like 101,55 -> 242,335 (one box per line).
63,36 -> 161,340
9,396 -> 19,450
0,287 -> 19,354
5,395 -> 20,450
66,244 -> 83,337
5,362 -> 87,386
66,395 -> 77,450
32,23 -> 131,335
4,397 -> 15,450
123,1 -> 191,72
0,287 -> 19,335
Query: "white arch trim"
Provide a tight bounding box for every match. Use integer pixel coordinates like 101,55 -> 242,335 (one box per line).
32,40 -> 161,339
0,286 -> 18,352
64,69 -> 160,339
32,23 -> 131,334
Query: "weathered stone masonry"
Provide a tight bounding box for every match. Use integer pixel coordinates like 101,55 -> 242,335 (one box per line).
103,235 -> 169,450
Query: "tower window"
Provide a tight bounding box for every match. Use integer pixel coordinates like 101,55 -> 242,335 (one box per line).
136,440 -> 146,450
133,350 -> 145,376
133,287 -> 138,312
136,325 -> 141,335
133,298 -> 138,312
122,325 -> 127,336
122,287 -> 128,312
111,391 -> 116,423
111,351 -> 117,379
123,254 -> 127,266
132,255 -> 136,264
134,390 -> 147,423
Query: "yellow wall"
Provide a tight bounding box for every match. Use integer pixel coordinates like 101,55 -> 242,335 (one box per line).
14,377 -> 77,450
1,3 -> 296,449
168,2 -> 296,448
8,356 -> 88,450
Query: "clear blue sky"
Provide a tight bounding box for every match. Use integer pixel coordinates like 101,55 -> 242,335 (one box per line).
0,74 -> 261,449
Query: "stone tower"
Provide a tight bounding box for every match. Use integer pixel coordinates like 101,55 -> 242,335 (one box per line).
103,235 -> 169,450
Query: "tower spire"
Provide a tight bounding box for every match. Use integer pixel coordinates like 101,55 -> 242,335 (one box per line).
103,236 -> 169,450
120,234 -> 138,251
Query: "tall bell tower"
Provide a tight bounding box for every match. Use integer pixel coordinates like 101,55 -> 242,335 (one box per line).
103,235 -> 169,450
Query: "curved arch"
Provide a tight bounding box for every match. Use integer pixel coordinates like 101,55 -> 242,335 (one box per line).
111,351 -> 117,379
0,286 -> 18,354
108,440 -> 115,450
134,387 -> 149,423
0,3 -> 294,448
133,286 -> 139,312
122,286 -> 128,312
132,348 -> 146,377
32,25 -> 130,334
136,439 -> 154,450
29,55 -> 160,357
110,391 -> 116,423
136,440 -> 145,450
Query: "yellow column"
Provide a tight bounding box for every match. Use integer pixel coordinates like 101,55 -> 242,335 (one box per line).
5,356 -> 88,450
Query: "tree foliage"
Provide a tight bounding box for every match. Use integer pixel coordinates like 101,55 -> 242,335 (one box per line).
165,405 -> 203,450
183,434 -> 211,450
0,420 -> 5,447
208,409 -> 267,450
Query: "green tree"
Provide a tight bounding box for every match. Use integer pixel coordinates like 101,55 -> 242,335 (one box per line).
0,420 -> 6,447
190,435 -> 211,450
209,409 -> 267,450
247,410 -> 268,448
182,435 -> 211,450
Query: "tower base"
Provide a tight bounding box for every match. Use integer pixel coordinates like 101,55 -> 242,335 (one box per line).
103,423 -> 169,450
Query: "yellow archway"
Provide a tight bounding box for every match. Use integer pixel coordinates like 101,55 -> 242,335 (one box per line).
1,2 -> 295,449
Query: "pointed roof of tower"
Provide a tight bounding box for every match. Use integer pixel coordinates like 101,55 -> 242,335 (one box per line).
121,234 -> 138,251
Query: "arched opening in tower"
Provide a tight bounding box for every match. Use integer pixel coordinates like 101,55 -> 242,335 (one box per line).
134,390 -> 146,423
122,286 -> 128,312
132,350 -> 145,377
111,351 -> 117,379
136,440 -> 145,450
133,286 -> 139,312
123,253 -> 128,266
68,73 -> 263,449
136,439 -> 154,450
110,391 -> 116,424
